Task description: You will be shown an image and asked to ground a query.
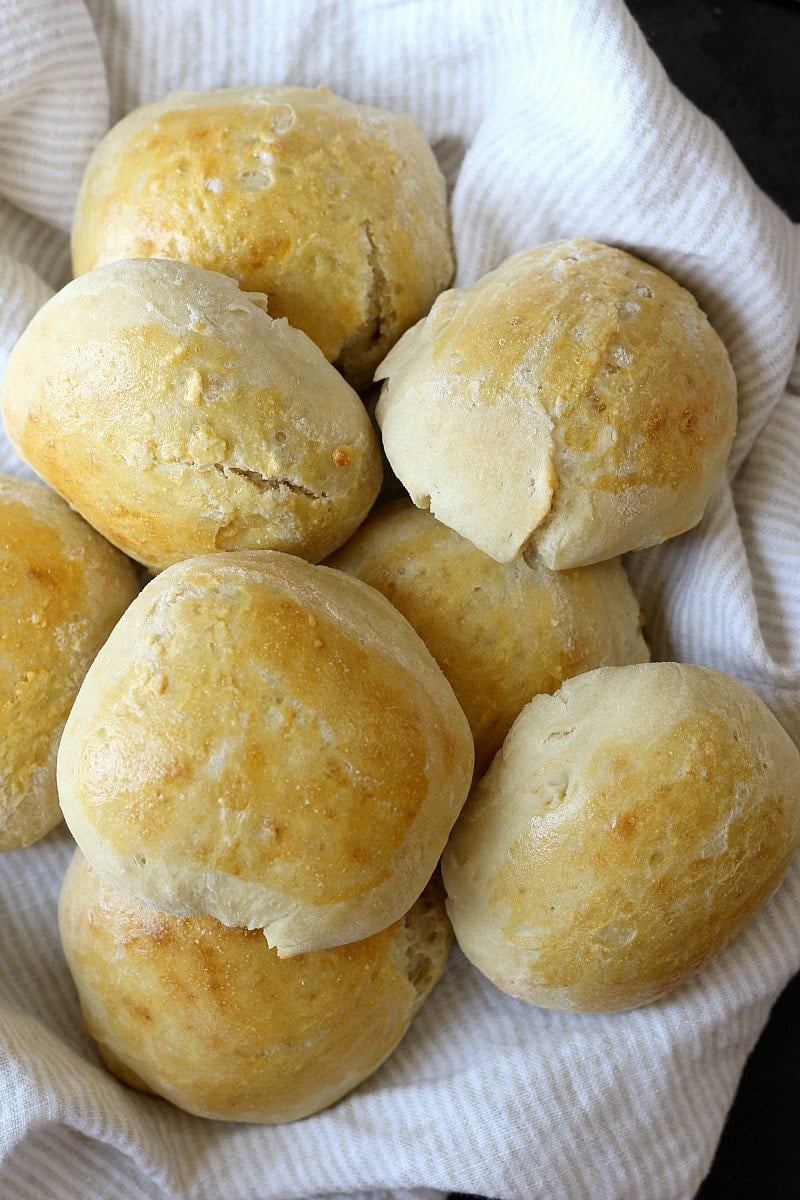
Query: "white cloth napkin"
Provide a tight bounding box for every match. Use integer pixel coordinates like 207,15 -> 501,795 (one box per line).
1,2 -> 799,1198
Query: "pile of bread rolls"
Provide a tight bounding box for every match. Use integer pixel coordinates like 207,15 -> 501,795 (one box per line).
2,84 -> 799,1124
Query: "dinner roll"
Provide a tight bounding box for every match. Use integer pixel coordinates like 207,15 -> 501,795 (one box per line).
328,500 -> 649,774
1,259 -> 382,572
57,551 -> 473,956
71,85 -> 454,389
442,663 -> 800,1012
0,477 -> 139,852
375,239 -> 737,568
59,850 -> 452,1122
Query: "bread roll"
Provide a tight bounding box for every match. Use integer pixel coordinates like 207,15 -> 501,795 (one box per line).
57,551 -> 473,956
1,259 -> 382,572
71,85 -> 454,390
59,850 -> 452,1122
375,239 -> 737,568
328,499 -> 649,774
0,477 -> 139,852
442,663 -> 800,1012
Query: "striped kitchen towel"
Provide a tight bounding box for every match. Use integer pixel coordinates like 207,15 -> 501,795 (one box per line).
1,2 -> 799,1198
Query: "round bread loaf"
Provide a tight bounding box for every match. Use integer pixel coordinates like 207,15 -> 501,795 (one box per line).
71,85 -> 454,390
328,499 -> 649,774
59,850 -> 452,1122
1,259 -> 382,572
57,551 -> 474,956
375,238 -> 737,569
442,662 -> 800,1012
0,476 -> 139,852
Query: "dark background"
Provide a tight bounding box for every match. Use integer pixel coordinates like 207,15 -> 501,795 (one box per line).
452,1 -> 800,1198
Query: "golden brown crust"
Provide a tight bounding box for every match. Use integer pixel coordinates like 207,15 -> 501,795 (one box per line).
442,663 -> 800,1012
58,851 -> 452,1122
1,259 -> 382,572
71,85 -> 454,390
375,239 -> 737,568
328,499 -> 649,774
57,551 -> 473,955
0,477 -> 139,851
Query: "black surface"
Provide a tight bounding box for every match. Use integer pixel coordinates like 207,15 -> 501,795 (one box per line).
695,976 -> 800,1199
449,2 -> 800,1199
629,0 -> 800,222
